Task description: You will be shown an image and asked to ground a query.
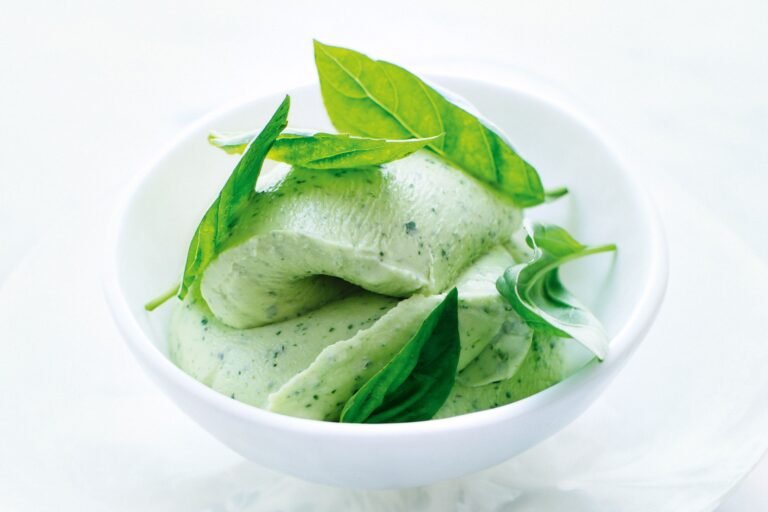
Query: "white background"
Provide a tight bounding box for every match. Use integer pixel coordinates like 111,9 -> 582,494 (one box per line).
1,0 -> 766,509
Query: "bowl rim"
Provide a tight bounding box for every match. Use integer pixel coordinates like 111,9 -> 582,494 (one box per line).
103,74 -> 668,438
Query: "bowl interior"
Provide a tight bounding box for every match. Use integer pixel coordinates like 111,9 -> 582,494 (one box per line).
116,77 -> 656,395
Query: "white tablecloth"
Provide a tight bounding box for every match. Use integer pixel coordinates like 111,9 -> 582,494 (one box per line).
1,1 -> 766,509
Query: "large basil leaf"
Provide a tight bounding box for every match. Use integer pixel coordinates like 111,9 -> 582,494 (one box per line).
313,41 -> 545,207
340,288 -> 460,423
178,96 -> 290,299
208,129 -> 440,169
496,223 -> 616,359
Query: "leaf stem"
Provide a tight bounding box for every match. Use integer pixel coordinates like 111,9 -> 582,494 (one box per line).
144,282 -> 180,311
530,243 -> 617,285
544,186 -> 569,202
581,243 -> 618,256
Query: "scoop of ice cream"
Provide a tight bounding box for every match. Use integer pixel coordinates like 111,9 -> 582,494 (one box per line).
170,246 -> 561,421
170,151 -> 569,421
200,151 -> 521,329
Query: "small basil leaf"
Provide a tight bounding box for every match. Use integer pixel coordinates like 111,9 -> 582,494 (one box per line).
178,96 -> 290,299
313,41 -> 546,207
497,223 -> 616,360
340,288 -> 460,423
208,129 -> 441,169
527,223 -> 585,257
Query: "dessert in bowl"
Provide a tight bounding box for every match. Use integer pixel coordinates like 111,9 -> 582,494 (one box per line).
104,43 -> 666,488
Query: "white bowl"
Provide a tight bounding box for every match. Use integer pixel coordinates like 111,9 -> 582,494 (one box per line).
104,76 -> 667,489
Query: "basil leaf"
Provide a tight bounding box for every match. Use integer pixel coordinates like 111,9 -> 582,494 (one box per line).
340,288 -> 460,423
313,40 -> 545,207
208,129 -> 441,169
178,96 -> 290,299
528,223 -> 585,257
496,223 -> 616,359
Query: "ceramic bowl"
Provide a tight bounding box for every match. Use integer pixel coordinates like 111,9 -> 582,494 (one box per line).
104,76 -> 667,489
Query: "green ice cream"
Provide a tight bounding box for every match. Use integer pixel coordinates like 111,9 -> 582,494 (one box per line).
156,43 -> 614,424
169,152 -> 568,420
199,152 -> 520,329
